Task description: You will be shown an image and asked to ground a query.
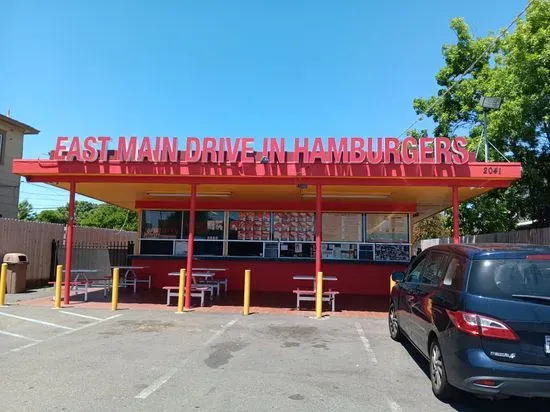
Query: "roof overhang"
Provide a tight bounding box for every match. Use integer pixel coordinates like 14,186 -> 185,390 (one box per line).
0,114 -> 39,134
12,158 -> 522,224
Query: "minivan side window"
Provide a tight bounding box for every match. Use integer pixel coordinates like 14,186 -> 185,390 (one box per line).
441,256 -> 467,291
405,254 -> 427,284
421,252 -> 449,285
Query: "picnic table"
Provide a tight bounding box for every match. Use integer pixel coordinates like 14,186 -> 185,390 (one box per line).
292,275 -> 339,312
111,266 -> 150,293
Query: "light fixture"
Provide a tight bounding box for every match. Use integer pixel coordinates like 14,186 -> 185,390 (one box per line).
301,193 -> 391,199
479,96 -> 502,110
260,156 -> 269,164
146,192 -> 232,198
479,95 -> 503,162
297,183 -> 308,189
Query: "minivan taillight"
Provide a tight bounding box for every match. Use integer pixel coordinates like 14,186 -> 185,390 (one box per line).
446,310 -> 519,341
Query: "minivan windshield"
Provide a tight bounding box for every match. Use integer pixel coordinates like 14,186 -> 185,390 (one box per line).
468,258 -> 550,299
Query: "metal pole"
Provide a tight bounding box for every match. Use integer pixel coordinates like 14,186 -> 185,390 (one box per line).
176,268 -> 186,313
315,184 -> 322,276
111,267 -> 120,311
54,265 -> 63,309
63,182 -> 76,305
452,187 -> 460,244
243,269 -> 251,315
0,263 -> 7,306
184,184 -> 197,310
315,271 -> 323,319
484,109 -> 488,162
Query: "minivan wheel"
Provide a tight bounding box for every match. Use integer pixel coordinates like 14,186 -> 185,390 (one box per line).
388,304 -> 402,341
429,340 -> 456,401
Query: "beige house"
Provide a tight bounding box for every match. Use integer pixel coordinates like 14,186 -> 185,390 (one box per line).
0,114 -> 39,218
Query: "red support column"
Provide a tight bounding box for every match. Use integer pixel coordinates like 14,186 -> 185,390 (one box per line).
315,184 -> 322,275
452,186 -> 460,244
184,183 -> 197,310
63,182 -> 76,305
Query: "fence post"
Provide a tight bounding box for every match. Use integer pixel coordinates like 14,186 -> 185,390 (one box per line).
111,267 -> 120,311
54,265 -> 63,309
243,269 -> 251,315
176,269 -> 186,313
315,271 -> 323,319
0,263 -> 7,306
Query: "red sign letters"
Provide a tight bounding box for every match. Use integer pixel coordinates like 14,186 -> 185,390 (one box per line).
52,136 -> 470,165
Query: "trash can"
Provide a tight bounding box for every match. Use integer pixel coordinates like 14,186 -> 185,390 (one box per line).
3,253 -> 29,294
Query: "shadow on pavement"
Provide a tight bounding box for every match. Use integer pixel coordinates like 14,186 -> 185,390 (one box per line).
399,340 -> 550,411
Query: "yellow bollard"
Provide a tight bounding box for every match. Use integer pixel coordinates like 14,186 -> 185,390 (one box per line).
111,267 -> 120,311
243,269 -> 251,315
54,265 -> 63,309
0,263 -> 7,306
315,271 -> 323,319
177,268 -> 186,313
390,276 -> 396,294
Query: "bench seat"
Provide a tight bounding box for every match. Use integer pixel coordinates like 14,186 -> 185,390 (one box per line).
162,286 -> 210,307
292,289 -> 340,312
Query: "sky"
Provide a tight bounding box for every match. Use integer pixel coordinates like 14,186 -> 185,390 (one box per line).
2,0 -> 527,211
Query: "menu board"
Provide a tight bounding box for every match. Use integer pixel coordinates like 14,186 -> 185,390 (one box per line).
229,212 -> 271,240
367,214 -> 409,243
322,213 -> 362,242
273,212 -> 315,241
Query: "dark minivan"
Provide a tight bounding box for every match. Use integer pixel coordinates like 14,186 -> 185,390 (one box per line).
389,244 -> 550,400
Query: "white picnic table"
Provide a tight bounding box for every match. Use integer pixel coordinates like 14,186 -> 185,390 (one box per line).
168,268 -> 228,296
111,266 -> 150,293
293,275 -> 337,291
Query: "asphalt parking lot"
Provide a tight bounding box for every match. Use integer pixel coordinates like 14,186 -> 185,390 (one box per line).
0,305 -> 549,411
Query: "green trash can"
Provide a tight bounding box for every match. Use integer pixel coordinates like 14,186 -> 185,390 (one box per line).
3,253 -> 29,293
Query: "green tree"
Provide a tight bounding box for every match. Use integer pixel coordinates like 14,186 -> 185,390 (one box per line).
412,214 -> 450,246
79,204 -> 138,231
18,200 -> 36,221
36,209 -> 67,224
413,0 -> 550,233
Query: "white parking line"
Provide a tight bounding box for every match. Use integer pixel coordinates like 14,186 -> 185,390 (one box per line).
135,317 -> 239,400
59,311 -> 103,321
0,330 -> 41,342
0,312 -> 74,330
0,313 -> 122,357
355,322 -> 378,364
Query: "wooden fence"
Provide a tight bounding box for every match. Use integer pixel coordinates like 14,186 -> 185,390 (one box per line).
421,227 -> 550,250
0,218 -> 136,287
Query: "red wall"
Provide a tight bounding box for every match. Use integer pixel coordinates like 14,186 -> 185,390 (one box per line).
131,257 -> 406,296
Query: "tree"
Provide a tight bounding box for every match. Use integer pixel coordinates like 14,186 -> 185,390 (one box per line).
18,200 -> 36,221
413,0 -> 550,233
36,209 -> 67,224
412,214 -> 450,246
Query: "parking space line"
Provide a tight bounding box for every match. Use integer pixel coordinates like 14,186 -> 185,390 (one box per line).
0,330 -> 41,342
59,311 -> 103,321
135,317 -> 238,400
0,312 -> 74,330
0,313 -> 122,358
355,322 -> 378,364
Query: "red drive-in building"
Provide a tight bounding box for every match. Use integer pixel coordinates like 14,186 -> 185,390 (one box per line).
13,136 -> 522,308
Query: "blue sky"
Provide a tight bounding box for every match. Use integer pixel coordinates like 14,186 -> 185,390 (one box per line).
3,0 -> 526,211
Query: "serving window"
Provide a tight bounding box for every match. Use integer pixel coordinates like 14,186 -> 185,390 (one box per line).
139,210 -> 411,262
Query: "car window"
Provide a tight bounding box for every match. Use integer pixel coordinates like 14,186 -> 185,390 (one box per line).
442,256 -> 467,290
468,258 -> 550,299
421,252 -> 448,285
405,254 -> 427,284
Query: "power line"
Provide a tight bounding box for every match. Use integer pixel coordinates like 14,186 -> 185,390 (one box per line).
398,0 -> 534,138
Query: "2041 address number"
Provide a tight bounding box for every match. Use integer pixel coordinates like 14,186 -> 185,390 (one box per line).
483,167 -> 502,175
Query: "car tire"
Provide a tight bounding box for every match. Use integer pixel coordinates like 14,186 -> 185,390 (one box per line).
388,303 -> 403,342
429,339 -> 457,401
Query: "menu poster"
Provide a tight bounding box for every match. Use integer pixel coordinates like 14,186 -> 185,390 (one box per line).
174,240 -> 188,255
322,213 -> 362,242
367,214 -> 409,243
229,212 -> 271,240
375,244 -> 410,262
273,212 -> 314,241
